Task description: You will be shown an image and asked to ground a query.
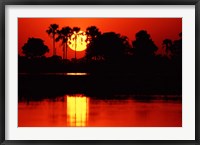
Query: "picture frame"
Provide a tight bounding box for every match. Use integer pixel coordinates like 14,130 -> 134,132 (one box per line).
0,0 -> 200,144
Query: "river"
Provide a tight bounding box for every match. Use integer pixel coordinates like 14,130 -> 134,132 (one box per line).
18,94 -> 182,127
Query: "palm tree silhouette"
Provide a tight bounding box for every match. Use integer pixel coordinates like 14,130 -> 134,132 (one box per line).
162,39 -> 172,54
72,27 -> 81,60
46,24 -> 59,56
85,26 -> 101,60
56,26 -> 72,59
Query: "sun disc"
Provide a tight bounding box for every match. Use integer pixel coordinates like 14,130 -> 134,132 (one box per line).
68,31 -> 87,51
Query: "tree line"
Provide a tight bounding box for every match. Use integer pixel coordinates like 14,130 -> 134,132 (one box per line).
19,24 -> 182,95
19,24 -> 182,75
21,24 -> 182,61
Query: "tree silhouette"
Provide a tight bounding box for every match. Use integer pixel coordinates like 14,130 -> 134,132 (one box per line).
85,26 -> 101,60
162,39 -> 172,55
86,26 -> 101,42
22,37 -> 49,58
132,30 -> 158,59
86,32 -> 130,62
101,32 -> 130,61
162,33 -> 182,59
56,26 -> 72,59
46,24 -> 59,56
72,27 -> 81,60
171,32 -> 182,58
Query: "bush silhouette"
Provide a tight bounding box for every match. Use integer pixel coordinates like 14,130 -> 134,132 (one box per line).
22,37 -> 49,58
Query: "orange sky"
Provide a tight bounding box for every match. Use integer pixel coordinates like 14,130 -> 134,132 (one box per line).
18,18 -> 182,59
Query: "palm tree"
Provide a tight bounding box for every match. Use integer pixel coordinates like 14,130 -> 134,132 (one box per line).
56,26 -> 72,59
162,39 -> 172,54
46,24 -> 59,56
85,26 -> 101,60
72,27 -> 81,60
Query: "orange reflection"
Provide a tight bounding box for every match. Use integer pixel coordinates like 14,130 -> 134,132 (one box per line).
66,95 -> 89,126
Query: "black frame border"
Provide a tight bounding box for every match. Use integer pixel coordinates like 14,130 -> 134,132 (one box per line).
0,0 -> 200,145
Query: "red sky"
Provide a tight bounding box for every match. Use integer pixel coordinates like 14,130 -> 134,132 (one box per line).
18,18 -> 182,59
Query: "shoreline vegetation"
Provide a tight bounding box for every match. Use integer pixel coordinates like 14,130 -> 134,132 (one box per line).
19,71 -> 181,98
19,25 -> 182,99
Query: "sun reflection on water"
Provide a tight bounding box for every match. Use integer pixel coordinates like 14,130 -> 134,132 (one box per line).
66,95 -> 89,126
66,73 -> 88,76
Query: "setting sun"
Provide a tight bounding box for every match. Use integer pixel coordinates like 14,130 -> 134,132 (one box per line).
68,30 -> 88,52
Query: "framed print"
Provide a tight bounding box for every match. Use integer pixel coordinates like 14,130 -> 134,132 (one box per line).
0,0 -> 200,145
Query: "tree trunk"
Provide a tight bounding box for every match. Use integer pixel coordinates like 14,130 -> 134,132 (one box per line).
53,33 -> 56,56
63,44 -> 65,59
75,35 -> 77,60
65,42 -> 68,60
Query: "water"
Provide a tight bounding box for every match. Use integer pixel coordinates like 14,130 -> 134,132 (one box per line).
19,72 -> 89,76
18,94 -> 182,127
